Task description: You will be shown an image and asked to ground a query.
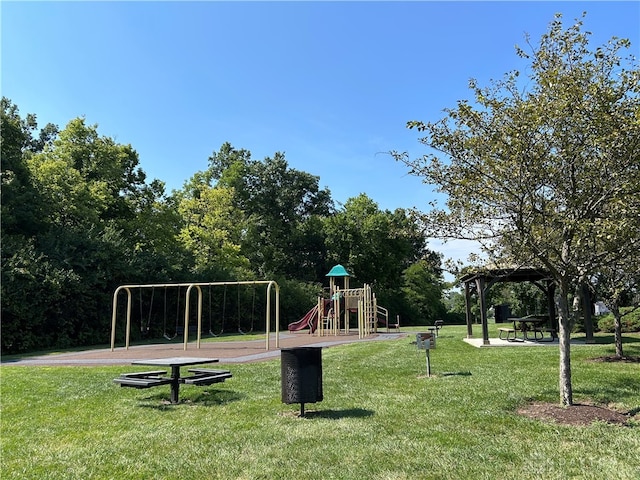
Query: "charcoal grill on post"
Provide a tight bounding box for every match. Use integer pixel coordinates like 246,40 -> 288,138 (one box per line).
281,347 -> 323,417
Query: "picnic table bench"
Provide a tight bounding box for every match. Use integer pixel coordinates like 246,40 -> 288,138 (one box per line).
537,327 -> 558,342
498,326 -> 519,341
184,368 -> 233,386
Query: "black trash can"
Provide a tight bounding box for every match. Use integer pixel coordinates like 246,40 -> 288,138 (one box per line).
494,304 -> 510,324
281,347 -> 323,416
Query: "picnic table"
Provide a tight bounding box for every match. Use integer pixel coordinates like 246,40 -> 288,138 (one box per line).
114,357 -> 232,403
498,317 -> 556,342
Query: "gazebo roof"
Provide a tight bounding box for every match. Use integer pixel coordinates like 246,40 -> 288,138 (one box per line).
459,267 -> 552,286
326,264 -> 351,277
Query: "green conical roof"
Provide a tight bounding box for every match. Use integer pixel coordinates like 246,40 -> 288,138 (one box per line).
326,264 -> 350,277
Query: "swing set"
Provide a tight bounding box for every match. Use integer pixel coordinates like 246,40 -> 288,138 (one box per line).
110,281 -> 280,352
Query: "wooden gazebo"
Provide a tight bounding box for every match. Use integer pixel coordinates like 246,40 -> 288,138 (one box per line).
459,268 -> 557,345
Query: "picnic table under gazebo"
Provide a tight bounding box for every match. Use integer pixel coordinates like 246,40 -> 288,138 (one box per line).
459,267 -> 596,346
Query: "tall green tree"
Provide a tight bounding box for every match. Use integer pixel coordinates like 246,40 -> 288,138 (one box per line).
396,14 -> 640,405
2,109 -> 172,352
324,194 -> 428,288
1,97 -> 54,237
177,181 -> 249,276
401,258 -> 447,324
207,143 -> 334,279
1,99 -> 61,351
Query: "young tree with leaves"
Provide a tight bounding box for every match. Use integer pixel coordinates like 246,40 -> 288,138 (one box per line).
591,260 -> 640,358
395,14 -> 640,405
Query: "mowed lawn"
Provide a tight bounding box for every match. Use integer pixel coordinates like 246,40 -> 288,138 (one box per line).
1,326 -> 639,480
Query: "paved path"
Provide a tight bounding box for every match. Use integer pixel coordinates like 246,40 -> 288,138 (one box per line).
4,332 -> 407,366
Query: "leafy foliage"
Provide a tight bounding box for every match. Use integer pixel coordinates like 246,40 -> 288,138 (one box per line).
597,307 -> 640,334
397,14 -> 640,405
1,101 -> 180,353
1,104 -> 444,353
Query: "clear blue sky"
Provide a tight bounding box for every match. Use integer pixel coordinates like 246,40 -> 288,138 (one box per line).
2,1 -> 639,263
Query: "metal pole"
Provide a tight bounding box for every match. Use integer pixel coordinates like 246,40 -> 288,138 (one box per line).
184,284 -> 192,351
274,282 -> 280,348
195,285 -> 203,349
426,349 -> 431,377
125,288 -> 132,350
110,286 -> 124,351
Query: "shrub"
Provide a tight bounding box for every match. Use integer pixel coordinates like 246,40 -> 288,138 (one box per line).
597,307 -> 640,333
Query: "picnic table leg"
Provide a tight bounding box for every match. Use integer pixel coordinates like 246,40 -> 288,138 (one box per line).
170,366 -> 181,404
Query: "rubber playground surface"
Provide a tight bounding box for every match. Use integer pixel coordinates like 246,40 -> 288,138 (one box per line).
5,331 -> 407,367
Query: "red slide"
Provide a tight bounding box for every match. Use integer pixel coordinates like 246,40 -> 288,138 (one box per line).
288,305 -> 319,333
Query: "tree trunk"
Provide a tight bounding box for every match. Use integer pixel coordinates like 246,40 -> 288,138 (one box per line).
581,284 -> 594,343
612,305 -> 624,358
556,291 -> 573,406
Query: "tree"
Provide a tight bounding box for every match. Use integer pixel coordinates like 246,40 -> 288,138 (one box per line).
591,260 -> 640,358
2,109 -> 172,352
1,97 -> 55,237
323,194 -> 428,288
396,14 -> 640,405
177,181 -> 249,276
323,193 -> 438,322
401,259 -> 447,324
206,143 -> 334,279
486,282 -> 547,318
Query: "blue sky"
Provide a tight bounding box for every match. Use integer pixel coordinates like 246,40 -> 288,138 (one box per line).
2,1 -> 639,264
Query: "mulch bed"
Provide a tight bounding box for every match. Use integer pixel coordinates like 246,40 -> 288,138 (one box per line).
517,354 -> 639,426
590,355 -> 640,363
517,402 -> 635,426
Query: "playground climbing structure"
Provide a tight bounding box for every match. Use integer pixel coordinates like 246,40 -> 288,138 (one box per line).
288,264 -> 390,339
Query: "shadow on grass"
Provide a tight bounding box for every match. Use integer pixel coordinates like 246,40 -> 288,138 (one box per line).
138,388 -> 244,409
300,408 -> 375,419
576,375 -> 640,402
440,371 -> 473,377
572,334 -> 640,345
538,371 -> 640,405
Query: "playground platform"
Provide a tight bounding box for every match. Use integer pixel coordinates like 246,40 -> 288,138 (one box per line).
5,332 -> 407,367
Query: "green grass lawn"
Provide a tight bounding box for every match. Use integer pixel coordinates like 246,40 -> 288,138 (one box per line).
1,326 -> 639,480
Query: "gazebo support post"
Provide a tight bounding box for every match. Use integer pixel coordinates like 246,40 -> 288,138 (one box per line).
475,277 -> 490,345
546,280 -> 557,330
464,282 -> 474,339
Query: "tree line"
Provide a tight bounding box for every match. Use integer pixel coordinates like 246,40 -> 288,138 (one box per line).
1,99 -> 450,354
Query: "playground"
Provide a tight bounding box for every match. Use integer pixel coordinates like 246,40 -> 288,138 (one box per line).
102,265 -> 396,362
4,264 -> 638,478
287,264 -> 394,337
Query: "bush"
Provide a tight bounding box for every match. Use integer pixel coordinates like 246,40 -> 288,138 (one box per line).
597,307 -> 640,333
